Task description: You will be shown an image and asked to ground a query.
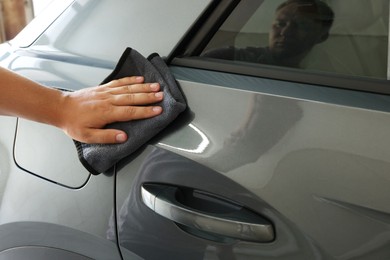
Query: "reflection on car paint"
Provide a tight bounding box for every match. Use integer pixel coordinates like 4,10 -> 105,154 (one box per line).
110,146 -> 331,260
159,123 -> 210,154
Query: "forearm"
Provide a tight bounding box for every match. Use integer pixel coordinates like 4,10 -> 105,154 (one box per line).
0,67 -> 64,127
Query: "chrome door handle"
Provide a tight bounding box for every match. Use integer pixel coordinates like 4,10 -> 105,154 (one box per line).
141,184 -> 274,243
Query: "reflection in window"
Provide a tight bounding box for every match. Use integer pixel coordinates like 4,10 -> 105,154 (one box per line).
201,0 -> 389,80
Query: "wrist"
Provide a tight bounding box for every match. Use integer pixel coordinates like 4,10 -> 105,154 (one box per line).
51,89 -> 71,130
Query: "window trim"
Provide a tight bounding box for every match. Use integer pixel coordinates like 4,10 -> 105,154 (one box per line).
388,3 -> 390,80
172,56 -> 390,96
168,0 -> 240,63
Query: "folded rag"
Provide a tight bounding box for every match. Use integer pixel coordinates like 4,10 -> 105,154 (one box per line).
74,48 -> 187,175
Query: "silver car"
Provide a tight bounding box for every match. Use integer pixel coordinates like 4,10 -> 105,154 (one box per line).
0,0 -> 390,259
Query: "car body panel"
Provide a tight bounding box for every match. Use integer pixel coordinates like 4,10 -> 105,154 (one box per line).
0,0 -> 213,259
14,119 -> 90,188
114,68 -> 390,259
175,68 -> 390,258
18,0 -> 212,61
0,222 -> 142,260
0,116 -> 125,259
0,0 -> 389,259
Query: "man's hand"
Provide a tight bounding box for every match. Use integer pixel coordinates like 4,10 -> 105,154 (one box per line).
59,76 -> 163,144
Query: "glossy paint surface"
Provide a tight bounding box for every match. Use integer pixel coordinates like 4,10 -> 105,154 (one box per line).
0,0 -> 389,259
113,67 -> 390,258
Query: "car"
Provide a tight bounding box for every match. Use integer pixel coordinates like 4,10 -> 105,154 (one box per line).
0,0 -> 390,259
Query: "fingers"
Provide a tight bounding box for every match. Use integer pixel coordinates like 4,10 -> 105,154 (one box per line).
78,105 -> 163,144
101,76 -> 163,106
104,76 -> 145,88
112,91 -> 163,106
110,105 -> 163,122
103,76 -> 161,94
80,129 -> 129,144
108,83 -> 161,95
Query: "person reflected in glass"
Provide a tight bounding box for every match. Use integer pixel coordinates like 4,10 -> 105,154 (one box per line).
203,0 -> 334,68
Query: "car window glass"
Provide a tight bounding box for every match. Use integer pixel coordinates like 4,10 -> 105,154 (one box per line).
200,0 -> 389,81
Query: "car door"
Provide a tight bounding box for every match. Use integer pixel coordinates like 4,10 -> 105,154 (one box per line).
0,0 -> 212,259
115,0 -> 390,259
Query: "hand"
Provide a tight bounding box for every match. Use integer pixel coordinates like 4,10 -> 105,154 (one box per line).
59,76 -> 163,144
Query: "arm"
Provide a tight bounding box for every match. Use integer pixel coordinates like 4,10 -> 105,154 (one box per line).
0,67 -> 163,144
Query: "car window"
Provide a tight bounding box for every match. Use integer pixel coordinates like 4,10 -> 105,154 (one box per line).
200,0 -> 389,81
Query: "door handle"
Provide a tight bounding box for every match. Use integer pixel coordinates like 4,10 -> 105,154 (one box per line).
141,184 -> 274,243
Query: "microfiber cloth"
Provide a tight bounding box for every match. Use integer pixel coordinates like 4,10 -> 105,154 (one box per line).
74,48 -> 187,175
